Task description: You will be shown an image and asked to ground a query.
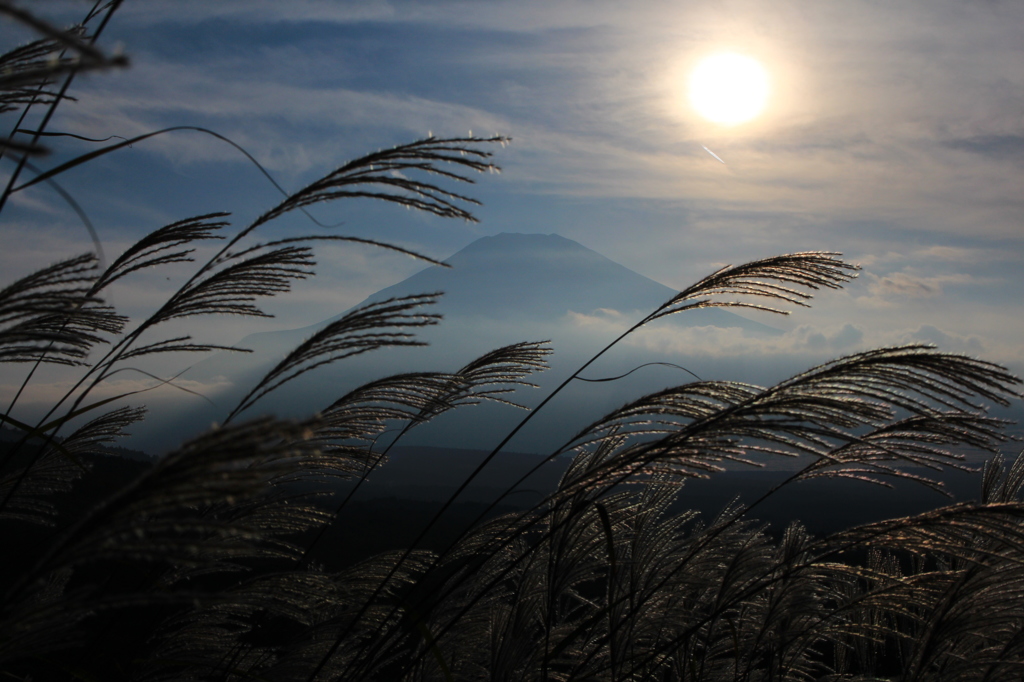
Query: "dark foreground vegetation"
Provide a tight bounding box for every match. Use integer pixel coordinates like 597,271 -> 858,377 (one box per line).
3,5 -> 1024,680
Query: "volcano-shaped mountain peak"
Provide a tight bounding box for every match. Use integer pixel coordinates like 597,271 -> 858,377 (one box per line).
354,231 -> 665,320
349,232 -> 776,331
134,233 -> 778,453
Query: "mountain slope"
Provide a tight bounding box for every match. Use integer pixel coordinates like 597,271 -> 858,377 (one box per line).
132,233 -> 781,453
382,232 -> 650,317
347,232 -> 777,327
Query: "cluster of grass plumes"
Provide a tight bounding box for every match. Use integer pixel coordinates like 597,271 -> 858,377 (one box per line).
3,4 -> 1024,681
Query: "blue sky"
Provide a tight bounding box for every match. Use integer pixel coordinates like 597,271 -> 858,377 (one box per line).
2,0 -> 1023,422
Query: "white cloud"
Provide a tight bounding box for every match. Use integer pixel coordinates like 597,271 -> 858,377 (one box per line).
566,309 -> 871,359
48,0 -> 1022,228
914,246 -> 993,262
904,325 -> 985,354
868,272 -> 941,298
8,0 -> 1024,406
116,1 -> 398,26
563,306 -> 1010,376
60,63 -> 512,176
860,271 -> 980,303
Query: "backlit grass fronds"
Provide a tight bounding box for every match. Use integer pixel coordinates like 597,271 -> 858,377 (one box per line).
318,372 -> 469,446
0,567 -> 89,670
983,449 -> 1024,504
296,341 -> 552,563
93,213 -> 229,291
800,412 -> 1009,488
444,254 -> 863,530
251,135 -> 508,231
4,15 -> 1024,676
315,339 -> 552,443
0,35 -> 70,117
6,417 -> 329,585
0,415 -> 336,672
608,254 -> 860,381
0,406 -> 144,525
0,4 -> 127,157
310,341 -> 551,476
651,251 -> 859,320
555,345 -> 1021,496
229,294 -> 443,420
0,3 -> 127,87
136,551 -> 437,681
820,494 -> 1024,681
449,340 -> 553,409
148,242 -> 315,325
0,253 -> 125,366
118,336 -> 252,361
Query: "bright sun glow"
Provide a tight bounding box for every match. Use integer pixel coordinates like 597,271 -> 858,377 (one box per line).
688,53 -> 770,126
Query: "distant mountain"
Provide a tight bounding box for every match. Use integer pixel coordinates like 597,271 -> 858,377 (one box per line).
344,232 -> 778,328
340,445 -> 982,540
0,425 -> 151,462
130,233 -> 781,454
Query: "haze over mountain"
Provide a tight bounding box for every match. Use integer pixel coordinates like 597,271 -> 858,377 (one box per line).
351,233 -> 778,327
131,232 -> 783,454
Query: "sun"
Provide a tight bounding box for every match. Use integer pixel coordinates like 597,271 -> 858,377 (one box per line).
688,53 -> 770,126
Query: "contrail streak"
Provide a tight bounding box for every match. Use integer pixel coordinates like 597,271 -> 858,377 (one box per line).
702,144 -> 726,164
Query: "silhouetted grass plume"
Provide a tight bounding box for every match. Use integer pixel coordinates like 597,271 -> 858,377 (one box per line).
2,5 -> 1024,681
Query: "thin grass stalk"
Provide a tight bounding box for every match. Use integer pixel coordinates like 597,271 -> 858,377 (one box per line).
14,125 -> 323,207
15,135 -> 496,431
376,351 -> 1017,678
1,137 -> 501,517
609,499 -> 1024,681
2,122 -> 353,422
380,255 -> 858,586
901,564 -> 976,682
297,339 -> 553,564
0,4 -> 128,509
309,316 -> 651,682
1,162 -> 115,428
556,460 -> 966,678
299,418 -> 415,566
321,255 -> 860,679
0,3 -> 105,158
0,37 -> 67,162
0,0 -> 119,216
12,125 -> 357,233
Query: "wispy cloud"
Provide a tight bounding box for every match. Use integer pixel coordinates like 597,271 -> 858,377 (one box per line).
564,307 -> 1003,375
40,0 -> 1020,251
9,0 -> 1023,399
863,271 -> 979,300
